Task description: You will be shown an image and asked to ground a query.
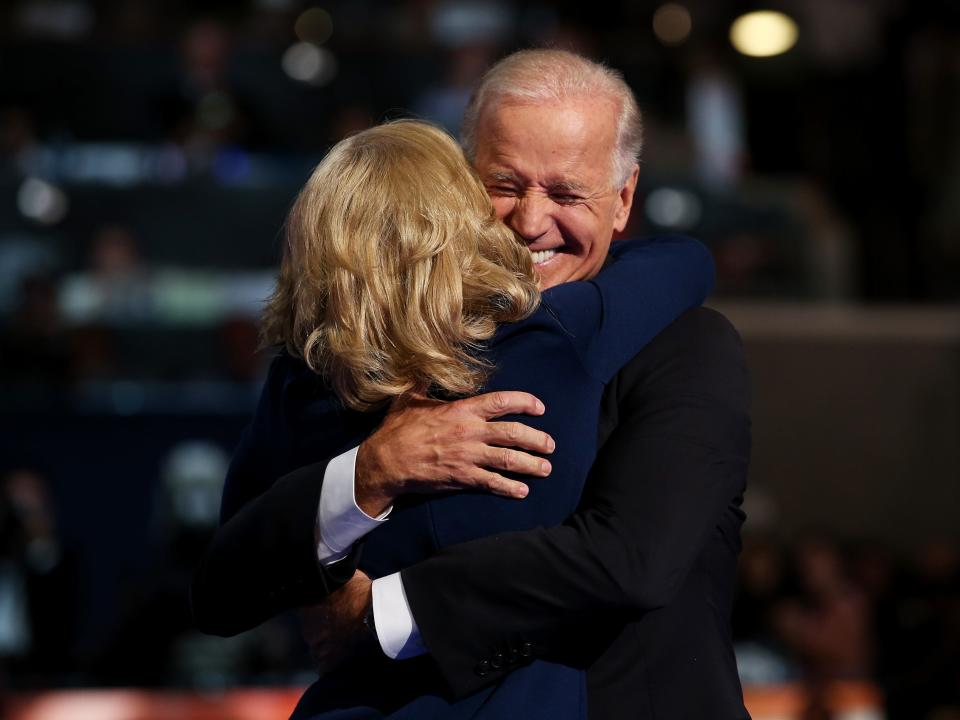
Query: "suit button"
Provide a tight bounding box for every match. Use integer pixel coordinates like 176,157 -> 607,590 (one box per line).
475,660 -> 491,677
505,647 -> 518,664
491,652 -> 504,669
520,642 -> 533,657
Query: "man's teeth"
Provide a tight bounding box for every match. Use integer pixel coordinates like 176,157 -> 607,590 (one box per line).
530,249 -> 557,265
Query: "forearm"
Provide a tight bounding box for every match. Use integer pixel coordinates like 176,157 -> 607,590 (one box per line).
193,385 -> 554,641
191,460 -> 357,636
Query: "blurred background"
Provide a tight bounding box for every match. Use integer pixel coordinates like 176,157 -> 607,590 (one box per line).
0,0 -> 957,718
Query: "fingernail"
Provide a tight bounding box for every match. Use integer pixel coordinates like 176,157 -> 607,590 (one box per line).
547,438 -> 555,452
517,486 -> 529,498
540,461 -> 551,475
536,400 -> 545,414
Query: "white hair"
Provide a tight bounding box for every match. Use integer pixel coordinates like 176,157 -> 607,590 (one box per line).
461,49 -> 643,188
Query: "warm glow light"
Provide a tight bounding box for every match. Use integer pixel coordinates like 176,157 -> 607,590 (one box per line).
295,7 -> 333,44
730,10 -> 798,58
653,3 -> 692,46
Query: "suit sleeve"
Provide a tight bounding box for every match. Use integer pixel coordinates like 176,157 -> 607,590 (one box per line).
400,307 -> 751,697
544,235 -> 714,383
192,355 -> 365,637
191,458 -> 360,637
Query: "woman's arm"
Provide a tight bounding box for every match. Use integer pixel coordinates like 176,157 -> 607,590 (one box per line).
544,235 -> 715,383
193,389 -> 553,637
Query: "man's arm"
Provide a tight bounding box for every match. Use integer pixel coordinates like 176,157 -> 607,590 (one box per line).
191,459 -> 360,637
190,392 -> 554,637
397,307 -> 750,695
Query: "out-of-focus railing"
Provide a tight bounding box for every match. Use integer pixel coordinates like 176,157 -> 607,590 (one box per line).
6,682 -> 885,720
6,687 -> 304,720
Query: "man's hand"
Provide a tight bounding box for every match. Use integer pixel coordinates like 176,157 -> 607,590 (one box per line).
355,392 -> 556,516
299,570 -> 374,676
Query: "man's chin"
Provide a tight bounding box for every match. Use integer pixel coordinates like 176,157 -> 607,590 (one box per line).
534,254 -> 593,289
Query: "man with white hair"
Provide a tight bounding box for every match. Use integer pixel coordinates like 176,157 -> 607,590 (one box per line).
196,49 -> 751,719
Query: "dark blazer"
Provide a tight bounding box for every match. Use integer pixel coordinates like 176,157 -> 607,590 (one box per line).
192,240 -> 749,719
402,306 -> 752,719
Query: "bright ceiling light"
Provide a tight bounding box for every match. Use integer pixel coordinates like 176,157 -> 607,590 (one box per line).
17,177 -> 68,225
730,10 -> 798,58
645,188 -> 702,230
282,42 -> 338,85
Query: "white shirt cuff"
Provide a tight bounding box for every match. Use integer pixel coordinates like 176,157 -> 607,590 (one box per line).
316,446 -> 391,565
371,572 -> 427,659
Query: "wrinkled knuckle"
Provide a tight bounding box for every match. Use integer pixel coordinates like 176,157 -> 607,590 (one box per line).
479,473 -> 498,491
500,448 -> 514,471
506,423 -> 520,443
491,392 -> 509,411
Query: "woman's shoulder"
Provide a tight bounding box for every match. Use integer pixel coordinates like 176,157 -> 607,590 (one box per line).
262,349 -> 327,398
252,350 -> 379,460
255,350 -> 344,428
489,300 -> 574,344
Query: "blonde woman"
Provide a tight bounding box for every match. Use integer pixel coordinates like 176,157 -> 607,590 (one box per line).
195,120 -> 713,719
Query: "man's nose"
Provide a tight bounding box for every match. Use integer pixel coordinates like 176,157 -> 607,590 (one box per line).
508,194 -> 552,242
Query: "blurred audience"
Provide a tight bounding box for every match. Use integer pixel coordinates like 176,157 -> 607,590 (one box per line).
0,274 -> 70,385
89,441 -> 308,688
0,3 -> 957,717
0,468 -> 79,688
163,20 -> 269,165
413,43 -> 496,135
733,534 -> 960,720
775,535 -> 874,679
60,224 -> 152,326
217,316 -> 263,384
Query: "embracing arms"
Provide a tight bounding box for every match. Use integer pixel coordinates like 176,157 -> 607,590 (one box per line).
191,460 -> 358,636
398,307 -> 750,694
191,236 -> 734,681
190,391 -> 554,637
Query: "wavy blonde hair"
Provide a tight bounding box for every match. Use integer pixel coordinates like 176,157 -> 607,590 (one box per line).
262,120 -> 540,411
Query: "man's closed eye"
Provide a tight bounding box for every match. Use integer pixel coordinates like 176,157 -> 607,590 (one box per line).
550,193 -> 584,205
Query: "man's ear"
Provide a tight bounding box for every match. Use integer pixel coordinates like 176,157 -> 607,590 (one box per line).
612,164 -> 639,233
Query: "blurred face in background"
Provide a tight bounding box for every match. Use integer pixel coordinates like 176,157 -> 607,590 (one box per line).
473,96 -> 638,289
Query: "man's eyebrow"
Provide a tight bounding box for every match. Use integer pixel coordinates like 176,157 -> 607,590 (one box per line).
548,180 -> 589,193
486,171 -> 521,184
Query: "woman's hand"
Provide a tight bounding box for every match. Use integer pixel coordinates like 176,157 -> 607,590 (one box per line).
355,391 -> 555,516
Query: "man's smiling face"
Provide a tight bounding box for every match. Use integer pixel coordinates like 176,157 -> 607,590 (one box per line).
473,96 -> 639,290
